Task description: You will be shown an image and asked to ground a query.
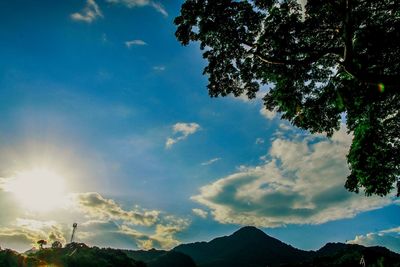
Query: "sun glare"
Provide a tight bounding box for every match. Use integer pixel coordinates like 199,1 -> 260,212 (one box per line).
4,168 -> 67,212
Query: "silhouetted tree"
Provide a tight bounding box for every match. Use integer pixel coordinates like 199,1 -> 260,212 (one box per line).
37,240 -> 47,250
51,241 -> 63,249
175,0 -> 400,196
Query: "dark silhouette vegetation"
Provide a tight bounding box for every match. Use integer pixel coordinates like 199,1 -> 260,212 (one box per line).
1,227 -> 399,267
0,243 -> 145,267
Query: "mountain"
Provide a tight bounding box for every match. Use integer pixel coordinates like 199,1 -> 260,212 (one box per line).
174,226 -> 313,267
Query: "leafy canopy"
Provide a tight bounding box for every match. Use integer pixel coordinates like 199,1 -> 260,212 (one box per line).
175,0 -> 400,196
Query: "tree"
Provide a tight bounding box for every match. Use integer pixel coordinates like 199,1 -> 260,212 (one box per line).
51,241 -> 63,249
174,0 -> 400,196
37,240 -> 47,250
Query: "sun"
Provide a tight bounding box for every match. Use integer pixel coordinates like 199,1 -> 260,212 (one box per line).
4,168 -> 67,212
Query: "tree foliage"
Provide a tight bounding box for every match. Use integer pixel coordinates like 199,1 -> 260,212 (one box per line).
51,241 -> 63,249
175,0 -> 400,196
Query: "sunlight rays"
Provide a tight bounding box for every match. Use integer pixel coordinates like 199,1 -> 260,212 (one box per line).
3,168 -> 67,212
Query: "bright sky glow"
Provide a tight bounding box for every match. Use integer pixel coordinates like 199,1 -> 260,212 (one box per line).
3,168 -> 67,212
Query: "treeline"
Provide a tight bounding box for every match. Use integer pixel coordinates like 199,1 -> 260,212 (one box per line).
0,243 -> 145,267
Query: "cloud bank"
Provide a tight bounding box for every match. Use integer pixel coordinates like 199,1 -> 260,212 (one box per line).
70,192 -> 189,249
348,227 -> 400,253
192,126 -> 392,227
0,190 -> 189,251
0,219 -> 66,252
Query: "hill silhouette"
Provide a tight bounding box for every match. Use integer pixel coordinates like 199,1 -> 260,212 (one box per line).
0,243 -> 145,267
1,227 -> 399,267
174,226 -> 312,267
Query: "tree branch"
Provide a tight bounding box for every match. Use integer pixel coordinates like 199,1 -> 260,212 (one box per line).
242,41 -> 343,66
343,0 -> 354,63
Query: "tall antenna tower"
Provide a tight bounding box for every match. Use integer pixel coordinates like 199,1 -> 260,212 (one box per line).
70,223 -> 78,243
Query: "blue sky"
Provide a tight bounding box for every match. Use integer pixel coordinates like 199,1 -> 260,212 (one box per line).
0,0 -> 399,253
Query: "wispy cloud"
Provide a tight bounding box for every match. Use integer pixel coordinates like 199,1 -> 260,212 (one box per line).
348,227 -> 400,253
71,0 -> 103,23
165,122 -> 200,149
153,65 -> 166,71
201,157 -> 221,166
255,138 -> 265,145
192,126 -> 393,227
125,39 -> 147,48
192,208 -> 208,219
105,0 -> 168,17
150,2 -> 168,17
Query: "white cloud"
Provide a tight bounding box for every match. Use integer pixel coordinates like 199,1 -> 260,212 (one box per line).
147,221 -> 189,249
192,208 -> 208,219
125,39 -> 147,48
105,0 -> 168,17
192,126 -> 393,227
165,122 -> 201,148
173,122 -> 201,136
348,227 -> 400,253
166,137 -> 178,148
71,0 -> 103,23
279,123 -> 291,131
201,157 -> 221,166
119,217 -> 189,249
260,107 -> 278,120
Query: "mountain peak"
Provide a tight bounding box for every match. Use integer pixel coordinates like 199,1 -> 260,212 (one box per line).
174,226 -> 312,267
231,226 -> 268,238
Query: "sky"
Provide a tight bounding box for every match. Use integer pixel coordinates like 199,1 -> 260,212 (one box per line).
0,0 -> 399,253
